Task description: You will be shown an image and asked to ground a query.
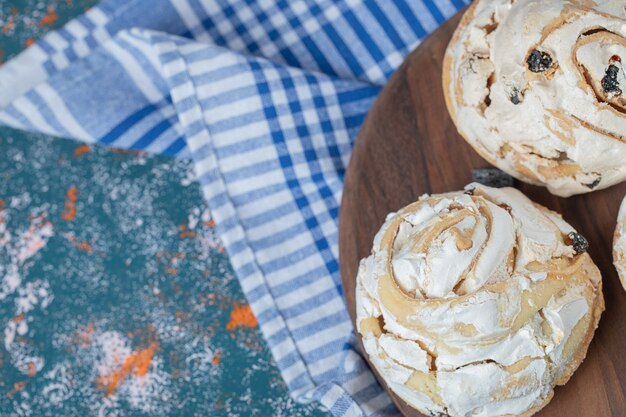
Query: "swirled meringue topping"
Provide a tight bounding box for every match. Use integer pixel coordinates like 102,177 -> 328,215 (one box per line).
613,196 -> 626,292
443,0 -> 626,197
356,184 -> 604,417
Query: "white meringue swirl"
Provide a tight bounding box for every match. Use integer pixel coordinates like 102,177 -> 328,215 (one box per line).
443,0 -> 626,197
356,184 -> 604,417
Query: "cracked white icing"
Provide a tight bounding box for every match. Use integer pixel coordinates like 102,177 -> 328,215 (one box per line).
356,184 -> 603,417
613,196 -> 626,291
443,0 -> 626,197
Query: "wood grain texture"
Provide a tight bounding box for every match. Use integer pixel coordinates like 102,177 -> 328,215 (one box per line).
339,10 -> 626,417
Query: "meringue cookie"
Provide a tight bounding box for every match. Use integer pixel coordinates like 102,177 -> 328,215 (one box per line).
356,184 -> 604,417
613,196 -> 626,291
443,0 -> 626,197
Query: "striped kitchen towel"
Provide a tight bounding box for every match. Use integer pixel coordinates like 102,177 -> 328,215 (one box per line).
0,0 -> 468,415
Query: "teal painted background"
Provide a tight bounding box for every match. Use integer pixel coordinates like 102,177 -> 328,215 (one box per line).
0,2 -> 329,416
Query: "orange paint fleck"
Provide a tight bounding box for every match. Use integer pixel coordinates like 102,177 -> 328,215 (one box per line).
0,199 -> 4,210
14,313 -> 24,323
2,17 -> 14,33
74,145 -> 91,157
61,187 -> 78,221
75,241 -> 93,252
24,38 -> 34,48
96,341 -> 158,397
226,303 -> 257,330
27,362 -> 37,377
39,6 -> 59,28
66,233 -> 93,252
175,311 -> 190,322
163,253 -> 184,276
212,351 -> 221,365
178,224 -> 196,238
204,219 -> 216,228
76,323 -> 95,347
7,381 -> 26,398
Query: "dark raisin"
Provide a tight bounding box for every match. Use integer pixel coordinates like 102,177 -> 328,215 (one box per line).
472,168 -> 514,188
464,187 -> 475,196
527,50 -> 553,73
601,64 -> 622,95
584,177 -> 601,189
567,232 -> 589,254
510,88 -> 521,104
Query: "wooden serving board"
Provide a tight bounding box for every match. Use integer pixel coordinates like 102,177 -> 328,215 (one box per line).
338,10 -> 626,417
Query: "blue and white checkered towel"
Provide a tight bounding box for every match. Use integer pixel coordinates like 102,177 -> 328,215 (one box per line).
0,1 -> 468,415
